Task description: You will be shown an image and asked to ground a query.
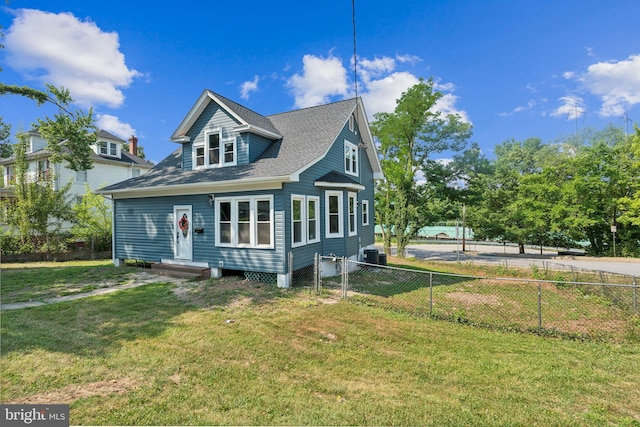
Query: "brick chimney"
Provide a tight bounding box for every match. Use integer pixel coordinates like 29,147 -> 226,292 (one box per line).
128,135 -> 138,157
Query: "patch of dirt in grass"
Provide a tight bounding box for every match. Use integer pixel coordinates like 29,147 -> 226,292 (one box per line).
5,378 -> 140,404
173,276 -> 341,310
446,292 -> 502,306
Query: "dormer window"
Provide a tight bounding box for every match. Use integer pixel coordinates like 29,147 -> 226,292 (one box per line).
97,141 -> 119,157
194,129 -> 236,169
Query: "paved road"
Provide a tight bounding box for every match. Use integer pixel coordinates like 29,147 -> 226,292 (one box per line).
385,242 -> 640,277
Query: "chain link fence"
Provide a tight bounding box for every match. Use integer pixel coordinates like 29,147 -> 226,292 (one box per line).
299,254 -> 639,343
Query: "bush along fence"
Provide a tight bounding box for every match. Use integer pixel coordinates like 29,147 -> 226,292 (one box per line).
303,254 -> 639,343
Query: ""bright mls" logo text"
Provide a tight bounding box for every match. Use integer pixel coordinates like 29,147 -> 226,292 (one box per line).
1,405 -> 69,427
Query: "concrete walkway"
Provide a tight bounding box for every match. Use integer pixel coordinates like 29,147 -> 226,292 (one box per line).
0,271 -> 188,311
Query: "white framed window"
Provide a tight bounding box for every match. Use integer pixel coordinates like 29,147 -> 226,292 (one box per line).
348,114 -> 355,132
325,190 -> 343,238
307,196 -> 320,243
5,166 -> 15,185
348,192 -> 357,237
291,195 -> 321,247
97,141 -> 118,157
194,130 -> 236,169
362,199 -> 370,226
215,195 -> 273,248
344,140 -> 358,176
292,195 -> 305,247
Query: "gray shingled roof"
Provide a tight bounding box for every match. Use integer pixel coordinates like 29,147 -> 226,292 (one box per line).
100,97 -> 360,193
212,91 -> 281,136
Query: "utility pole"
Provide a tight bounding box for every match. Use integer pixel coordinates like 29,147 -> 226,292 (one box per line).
622,113 -> 632,139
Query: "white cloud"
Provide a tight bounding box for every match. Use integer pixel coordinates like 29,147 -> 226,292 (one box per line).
434,93 -> 471,123
287,52 -> 469,123
5,9 -> 141,108
96,114 -> 136,140
240,75 -> 260,100
361,71 -> 420,115
564,55 -> 640,118
286,54 -> 349,108
576,54 -> 640,117
500,100 -> 536,117
551,95 -> 584,120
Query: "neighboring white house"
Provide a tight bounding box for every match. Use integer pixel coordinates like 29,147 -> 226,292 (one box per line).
0,129 -> 153,212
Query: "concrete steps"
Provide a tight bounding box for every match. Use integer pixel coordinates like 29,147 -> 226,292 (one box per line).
150,262 -> 211,281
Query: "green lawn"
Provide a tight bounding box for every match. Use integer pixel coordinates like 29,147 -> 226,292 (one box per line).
1,264 -> 639,426
1,260 -> 139,303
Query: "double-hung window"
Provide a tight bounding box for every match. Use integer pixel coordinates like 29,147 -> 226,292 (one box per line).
325,190 -> 343,238
348,192 -> 357,236
216,196 -> 273,248
292,195 -> 320,247
97,141 -> 118,157
344,140 -> 358,176
195,130 -> 236,169
362,199 -> 370,226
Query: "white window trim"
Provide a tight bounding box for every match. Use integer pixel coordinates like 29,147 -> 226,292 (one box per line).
362,199 -> 370,226
344,140 -> 359,177
348,192 -> 357,237
215,195 -> 274,249
194,129 -> 237,170
325,190 -> 343,239
97,141 -> 119,158
307,195 -> 320,244
291,195 -> 306,248
291,195 -> 321,247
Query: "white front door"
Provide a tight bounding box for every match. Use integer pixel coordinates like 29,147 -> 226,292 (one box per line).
174,205 -> 193,261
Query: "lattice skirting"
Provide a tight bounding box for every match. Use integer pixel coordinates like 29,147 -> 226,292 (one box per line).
244,271 -> 277,285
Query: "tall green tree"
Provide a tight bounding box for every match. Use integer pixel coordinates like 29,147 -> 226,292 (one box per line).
1,134 -> 74,246
469,138 -> 563,253
71,184 -> 112,251
371,78 -> 472,256
0,117 -> 11,158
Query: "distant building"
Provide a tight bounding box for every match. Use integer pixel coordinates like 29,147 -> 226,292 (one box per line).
0,129 -> 153,225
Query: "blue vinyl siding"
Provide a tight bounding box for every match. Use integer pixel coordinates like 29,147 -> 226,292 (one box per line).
114,191 -> 286,273
247,133 -> 274,162
281,119 -> 376,265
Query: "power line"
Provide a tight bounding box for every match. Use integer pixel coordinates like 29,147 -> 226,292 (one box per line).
352,0 -> 358,99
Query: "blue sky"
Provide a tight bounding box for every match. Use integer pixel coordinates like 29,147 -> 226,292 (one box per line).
2,0 -> 640,164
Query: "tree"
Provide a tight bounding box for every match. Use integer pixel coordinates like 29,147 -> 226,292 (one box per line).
371,78 -> 472,256
71,184 -> 112,252
34,84 -> 97,171
1,134 -> 74,247
469,138 -> 562,253
617,127 -> 640,227
0,117 -> 11,158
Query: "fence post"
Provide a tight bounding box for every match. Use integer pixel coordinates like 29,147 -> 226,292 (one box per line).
342,256 -> 348,299
634,278 -> 638,314
313,253 -> 319,293
429,272 -> 433,316
289,251 -> 293,286
537,282 -> 542,333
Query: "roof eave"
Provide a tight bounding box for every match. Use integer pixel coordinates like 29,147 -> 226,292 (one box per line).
233,124 -> 282,140
98,174 -> 295,199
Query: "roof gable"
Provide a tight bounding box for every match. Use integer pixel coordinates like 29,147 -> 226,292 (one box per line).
171,90 -> 281,142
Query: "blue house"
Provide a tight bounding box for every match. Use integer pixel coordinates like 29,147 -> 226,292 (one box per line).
98,90 -> 383,287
